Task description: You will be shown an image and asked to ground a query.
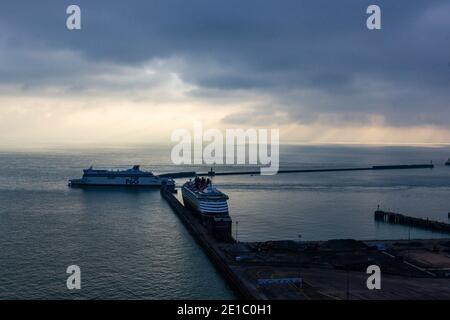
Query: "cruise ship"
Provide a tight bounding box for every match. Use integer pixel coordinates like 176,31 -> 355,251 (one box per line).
181,177 -> 229,216
68,165 -> 175,187
181,177 -> 232,241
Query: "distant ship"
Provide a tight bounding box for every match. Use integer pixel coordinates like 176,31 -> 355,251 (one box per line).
446,158 -> 450,166
181,177 -> 229,216
68,165 -> 175,187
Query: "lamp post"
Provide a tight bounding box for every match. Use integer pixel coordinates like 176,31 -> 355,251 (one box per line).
346,268 -> 350,300
298,234 -> 302,281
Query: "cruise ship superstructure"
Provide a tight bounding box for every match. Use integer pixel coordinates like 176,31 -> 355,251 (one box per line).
182,178 -> 229,215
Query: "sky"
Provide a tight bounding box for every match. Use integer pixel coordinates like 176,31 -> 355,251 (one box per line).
0,0 -> 449,148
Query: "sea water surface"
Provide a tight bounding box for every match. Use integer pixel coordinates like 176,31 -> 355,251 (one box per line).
1,145 -> 450,299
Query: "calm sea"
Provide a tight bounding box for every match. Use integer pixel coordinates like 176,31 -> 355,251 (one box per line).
1,144 -> 450,299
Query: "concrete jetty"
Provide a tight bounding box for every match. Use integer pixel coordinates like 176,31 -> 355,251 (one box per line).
375,210 -> 450,234
160,186 -> 256,299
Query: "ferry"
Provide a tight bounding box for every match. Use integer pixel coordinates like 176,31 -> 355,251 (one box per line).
68,165 -> 175,187
181,177 -> 229,216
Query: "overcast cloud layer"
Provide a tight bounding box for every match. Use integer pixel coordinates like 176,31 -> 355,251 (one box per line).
0,0 -> 449,146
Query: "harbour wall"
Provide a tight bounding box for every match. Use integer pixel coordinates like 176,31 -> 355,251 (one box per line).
160,187 -> 256,299
160,164 -> 434,178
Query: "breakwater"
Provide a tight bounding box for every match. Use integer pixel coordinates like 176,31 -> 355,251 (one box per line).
160,186 -> 257,299
160,164 -> 434,178
374,210 -> 450,234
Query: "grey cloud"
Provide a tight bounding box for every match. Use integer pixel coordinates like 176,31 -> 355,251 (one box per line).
0,0 -> 449,127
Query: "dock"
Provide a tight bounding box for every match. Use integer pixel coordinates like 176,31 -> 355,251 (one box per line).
160,186 -> 256,299
375,210 -> 450,234
161,187 -> 450,300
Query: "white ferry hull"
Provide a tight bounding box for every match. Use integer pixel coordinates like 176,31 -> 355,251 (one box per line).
70,176 -> 173,187
68,165 -> 175,187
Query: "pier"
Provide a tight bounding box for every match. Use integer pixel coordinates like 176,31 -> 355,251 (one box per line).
159,164 -> 434,178
160,186 -> 256,299
375,210 -> 450,234
161,187 -> 450,300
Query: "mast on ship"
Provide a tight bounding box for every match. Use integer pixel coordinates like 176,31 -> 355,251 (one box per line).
207,167 -> 215,177
207,167 -> 216,187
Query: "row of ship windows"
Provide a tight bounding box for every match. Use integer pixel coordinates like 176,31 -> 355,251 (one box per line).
83,175 -> 154,178
184,191 -> 227,204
